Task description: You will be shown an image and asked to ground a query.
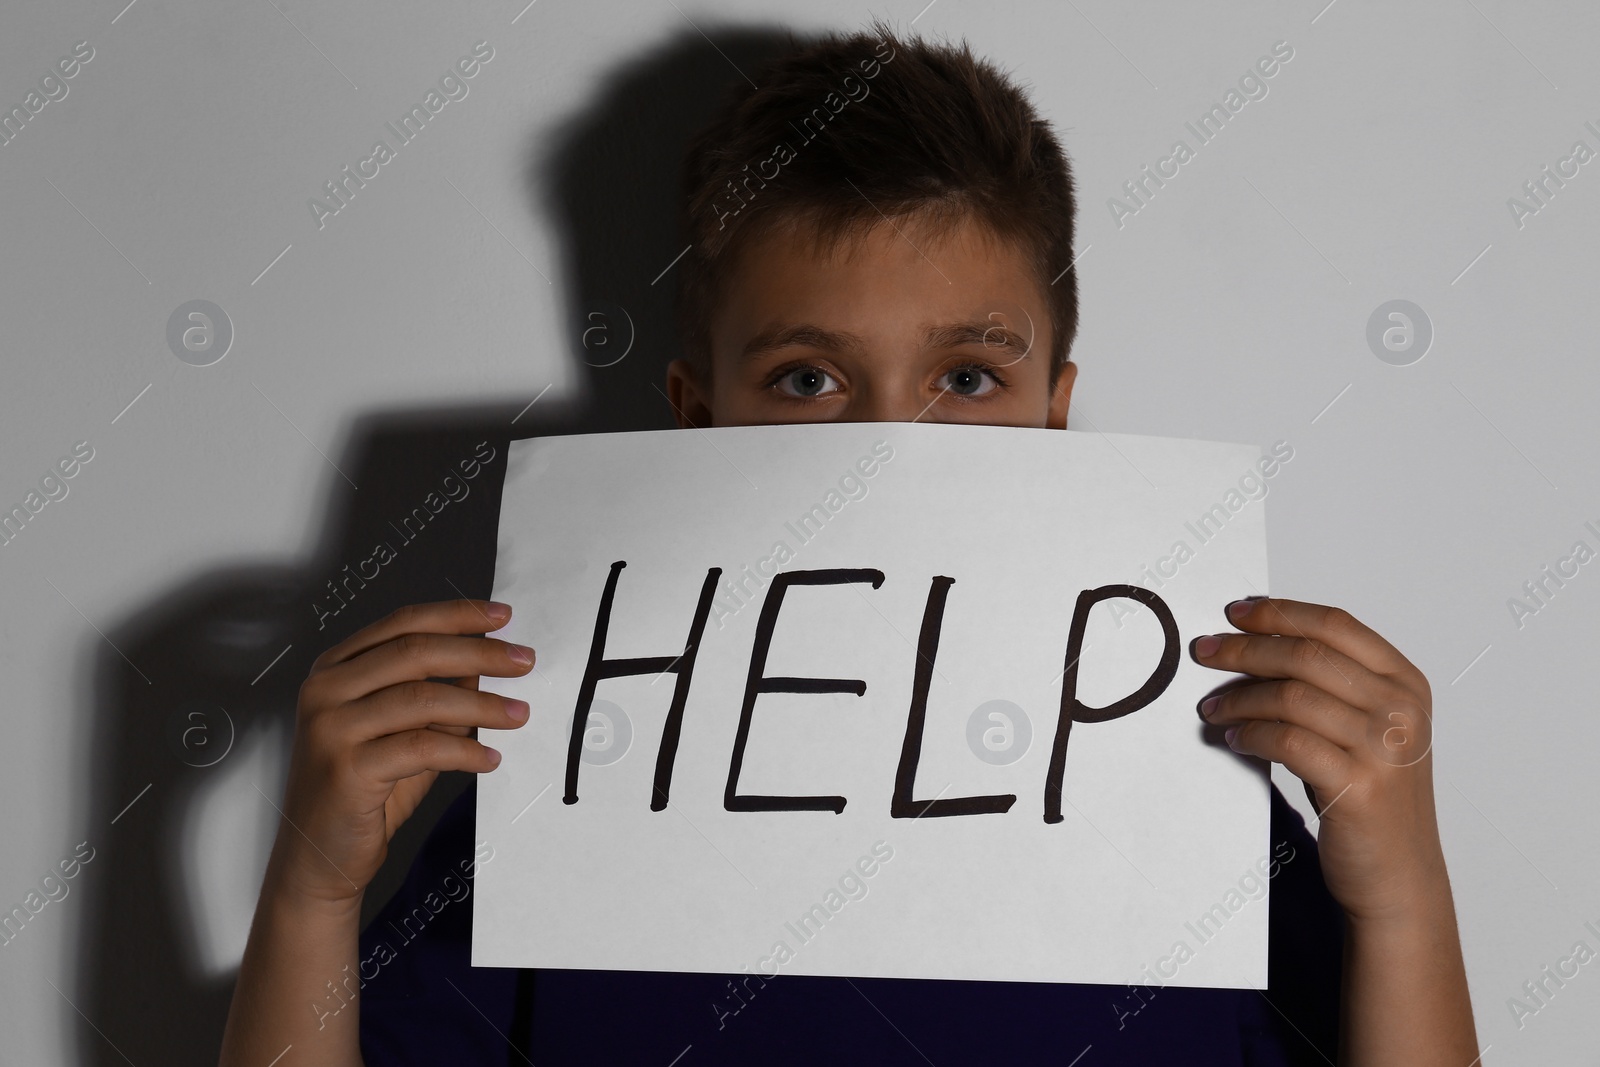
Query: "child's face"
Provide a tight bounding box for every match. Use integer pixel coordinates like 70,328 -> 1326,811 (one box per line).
666,212 -> 1077,429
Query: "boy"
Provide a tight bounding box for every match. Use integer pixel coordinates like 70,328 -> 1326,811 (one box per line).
221,20 -> 1476,1065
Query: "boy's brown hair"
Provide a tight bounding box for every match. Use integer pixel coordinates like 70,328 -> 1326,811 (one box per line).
676,17 -> 1080,384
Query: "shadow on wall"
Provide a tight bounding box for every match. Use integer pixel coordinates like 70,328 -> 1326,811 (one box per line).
70,25 -> 803,1066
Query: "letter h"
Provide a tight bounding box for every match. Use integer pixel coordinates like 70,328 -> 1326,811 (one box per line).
564,561 -> 722,810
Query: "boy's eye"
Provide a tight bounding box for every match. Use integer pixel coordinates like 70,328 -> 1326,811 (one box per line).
774,366 -> 841,398
940,364 -> 1000,397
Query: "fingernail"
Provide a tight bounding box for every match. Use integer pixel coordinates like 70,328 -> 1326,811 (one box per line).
1224,725 -> 1240,748
488,601 -> 512,621
508,644 -> 534,666
1226,600 -> 1252,621
505,698 -> 529,723
484,746 -> 502,767
1192,634 -> 1221,659
1197,696 -> 1219,720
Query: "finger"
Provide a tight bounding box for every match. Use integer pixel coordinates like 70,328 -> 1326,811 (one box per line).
1223,597 -> 1423,688
1222,719 -> 1354,797
1190,630 -> 1395,711
354,728 -> 502,784
321,632 -> 534,705
342,679 -> 529,741
315,599 -> 511,669
429,674 -> 483,738
1199,677 -> 1366,750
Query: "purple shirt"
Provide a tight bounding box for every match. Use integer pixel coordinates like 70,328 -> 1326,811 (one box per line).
358,782 -> 1342,1065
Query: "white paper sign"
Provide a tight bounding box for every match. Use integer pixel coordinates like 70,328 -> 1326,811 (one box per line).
473,422 -> 1275,989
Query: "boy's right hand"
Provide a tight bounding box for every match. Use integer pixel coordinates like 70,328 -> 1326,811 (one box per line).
268,598 -> 534,906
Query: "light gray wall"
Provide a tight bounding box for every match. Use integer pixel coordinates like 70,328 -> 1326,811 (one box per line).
1,0 -> 1594,1062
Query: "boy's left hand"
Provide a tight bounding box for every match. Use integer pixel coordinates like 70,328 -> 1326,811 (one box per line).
1191,596 -> 1449,924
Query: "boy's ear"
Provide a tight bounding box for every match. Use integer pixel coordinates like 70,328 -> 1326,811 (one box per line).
1046,360 -> 1078,430
665,357 -> 713,429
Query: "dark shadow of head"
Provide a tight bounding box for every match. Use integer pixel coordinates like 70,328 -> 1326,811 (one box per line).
70,24 -> 809,1065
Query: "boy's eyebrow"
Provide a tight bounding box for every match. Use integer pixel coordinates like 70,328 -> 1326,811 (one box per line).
739,320 -> 1033,360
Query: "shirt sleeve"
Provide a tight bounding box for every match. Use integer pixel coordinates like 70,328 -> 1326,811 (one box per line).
357,781 -> 526,1066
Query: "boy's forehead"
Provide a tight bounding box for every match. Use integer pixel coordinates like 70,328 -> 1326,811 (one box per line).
711,213 -> 1048,361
